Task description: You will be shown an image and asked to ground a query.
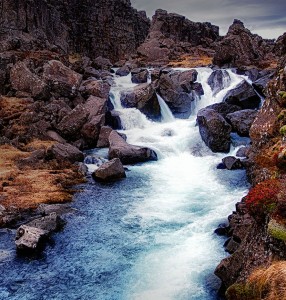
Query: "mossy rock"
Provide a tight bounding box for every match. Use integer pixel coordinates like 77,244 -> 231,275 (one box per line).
225,283 -> 254,300
280,125 -> 286,136
268,218 -> 286,241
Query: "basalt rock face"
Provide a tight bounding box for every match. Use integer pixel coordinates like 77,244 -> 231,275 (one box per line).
215,53 -> 286,297
213,19 -> 275,68
0,0 -> 150,62
137,9 -> 219,65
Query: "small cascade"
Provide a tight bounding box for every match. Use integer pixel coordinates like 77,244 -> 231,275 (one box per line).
119,108 -> 152,130
157,93 -> 175,123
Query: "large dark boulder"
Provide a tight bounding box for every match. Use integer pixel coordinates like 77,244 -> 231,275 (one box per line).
207,69 -> 231,96
79,79 -> 110,99
10,61 -> 49,99
108,131 -> 157,164
197,108 -> 232,152
131,68 -> 149,84
120,83 -> 160,119
222,156 -> 243,170
81,114 -> 105,148
223,80 -> 261,109
96,126 -> 113,148
57,104 -> 89,139
50,143 -> 84,163
92,158 -> 126,182
43,60 -> 82,97
155,69 -> 203,118
226,109 -> 258,136
15,225 -> 48,252
213,19 -> 274,68
205,103 -> 242,118
252,71 -> 274,97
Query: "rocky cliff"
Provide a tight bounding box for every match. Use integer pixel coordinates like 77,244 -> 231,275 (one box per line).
136,9 -> 219,66
0,0 -> 150,62
213,19 -> 276,68
215,37 -> 286,298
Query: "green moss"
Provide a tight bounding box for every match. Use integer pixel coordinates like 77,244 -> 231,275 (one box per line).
279,91 -> 286,98
280,125 -> 286,136
226,283 -> 254,300
277,110 -> 286,121
268,219 -> 286,241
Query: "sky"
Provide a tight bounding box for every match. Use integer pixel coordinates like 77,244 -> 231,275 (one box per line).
131,0 -> 286,39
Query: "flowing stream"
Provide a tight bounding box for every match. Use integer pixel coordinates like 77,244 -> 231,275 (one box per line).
0,68 -> 250,300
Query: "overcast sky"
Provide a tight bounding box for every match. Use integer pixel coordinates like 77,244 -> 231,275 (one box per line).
131,0 -> 286,39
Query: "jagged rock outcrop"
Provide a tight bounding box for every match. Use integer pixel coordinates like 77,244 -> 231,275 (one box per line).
137,9 -> 219,65
213,19 -> 275,68
0,0 -> 150,62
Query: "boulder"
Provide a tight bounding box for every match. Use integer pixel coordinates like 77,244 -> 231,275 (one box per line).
79,79 -> 110,99
50,143 -> 84,163
222,156 -> 243,170
26,213 -> 63,232
46,130 -> 66,144
223,80 -> 261,109
92,56 -> 112,70
83,95 -> 107,120
252,72 -> 274,97
156,69 -> 202,118
92,158 -> 126,182
57,104 -> 89,139
120,83 -> 161,119
10,61 -> 49,99
15,225 -> 48,252
81,114 -> 105,147
96,126 -> 113,148
205,103 -> 242,118
207,69 -> 231,96
43,60 -> 82,97
197,108 -> 232,152
108,131 -> 157,164
131,68 -> 149,83
236,147 -> 248,158
116,65 -> 131,76
226,109 -> 258,136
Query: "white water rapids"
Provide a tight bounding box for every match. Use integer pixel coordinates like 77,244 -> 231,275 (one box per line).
107,68 -> 249,299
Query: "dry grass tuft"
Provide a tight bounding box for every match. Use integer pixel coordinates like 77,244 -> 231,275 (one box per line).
0,143 -> 84,211
168,54 -> 213,68
247,261 -> 286,300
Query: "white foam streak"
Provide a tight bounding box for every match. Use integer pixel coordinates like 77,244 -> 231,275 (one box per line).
157,93 -> 175,123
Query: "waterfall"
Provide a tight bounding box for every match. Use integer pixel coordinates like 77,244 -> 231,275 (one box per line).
157,93 -> 175,123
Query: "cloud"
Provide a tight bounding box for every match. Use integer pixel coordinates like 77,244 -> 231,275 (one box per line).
131,0 -> 286,38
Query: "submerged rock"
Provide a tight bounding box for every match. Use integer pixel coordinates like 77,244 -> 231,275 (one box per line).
207,69 -> 231,96
92,158 -> 126,182
108,131 -> 158,164
222,156 -> 243,170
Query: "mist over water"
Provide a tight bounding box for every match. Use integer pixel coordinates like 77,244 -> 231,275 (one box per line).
0,68 -> 249,300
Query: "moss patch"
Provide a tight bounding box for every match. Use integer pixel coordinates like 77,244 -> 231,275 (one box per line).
268,218 -> 286,241
280,125 -> 286,136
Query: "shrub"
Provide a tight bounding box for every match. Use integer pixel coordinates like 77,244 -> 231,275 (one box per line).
245,179 -> 281,218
